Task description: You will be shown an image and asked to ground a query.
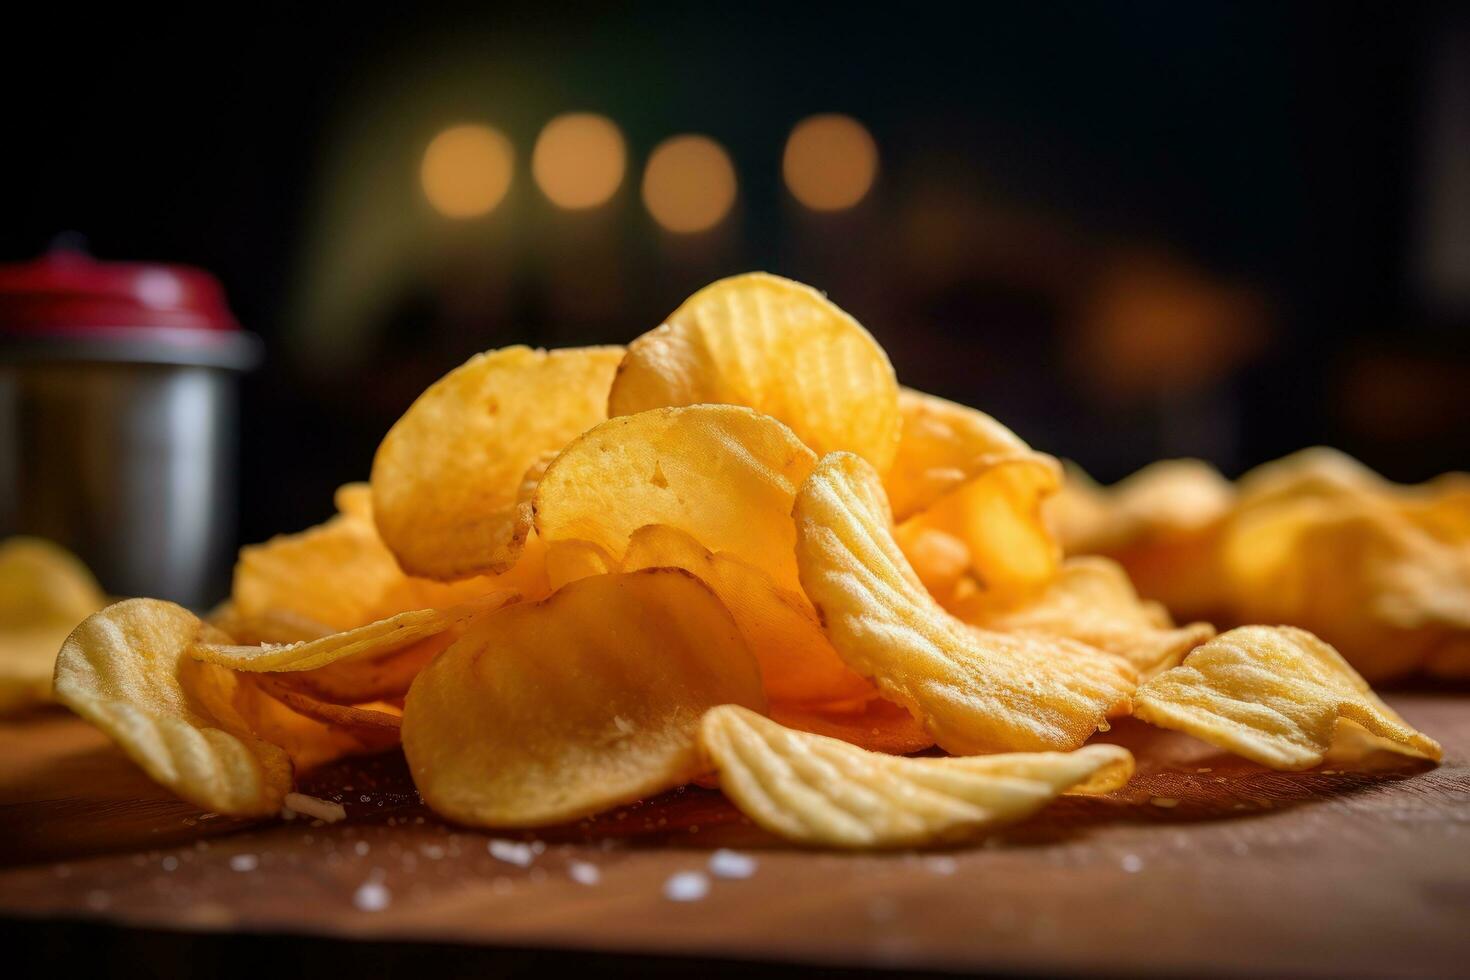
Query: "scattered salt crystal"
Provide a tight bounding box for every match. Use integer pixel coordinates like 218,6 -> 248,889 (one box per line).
162,856 -> 179,872
708,849 -> 757,879
353,881 -> 391,912
1149,797 -> 1180,809
530,840 -> 547,856
229,854 -> 259,872
568,861 -> 601,886
422,844 -> 445,860
663,870 -> 709,902
489,839 -> 536,867
199,812 -> 219,821
613,715 -> 635,735
1121,854 -> 1143,873
924,856 -> 957,876
354,841 -> 371,856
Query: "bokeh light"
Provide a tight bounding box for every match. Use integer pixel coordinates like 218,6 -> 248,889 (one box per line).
420,124 -> 514,218
782,114 -> 878,211
532,113 -> 627,209
641,135 -> 737,233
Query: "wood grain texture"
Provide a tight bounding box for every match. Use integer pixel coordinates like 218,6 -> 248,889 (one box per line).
0,695 -> 1467,977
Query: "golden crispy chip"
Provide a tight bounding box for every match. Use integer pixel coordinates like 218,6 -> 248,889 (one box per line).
701,705 -> 1134,848
793,452 -> 1136,754
51,599 -> 292,815
0,537 -> 109,712
279,632 -> 455,705
533,405 -> 817,591
371,345 -> 623,580
191,591 -> 515,674
1046,460 -> 1234,621
1222,493 -> 1470,681
253,675 -> 402,749
403,570 -> 765,828
543,538 -> 617,592
233,490 -> 546,632
769,698 -> 934,755
952,557 -> 1215,678
1133,625 -> 1442,770
621,524 -> 870,704
608,273 -> 900,470
893,524 -> 971,605
1235,446 -> 1388,510
333,482 -> 374,521
888,390 -> 1062,595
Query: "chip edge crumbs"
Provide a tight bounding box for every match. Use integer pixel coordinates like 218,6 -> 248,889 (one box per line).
700,704 -> 1134,849
282,792 -> 346,823
1133,624 -> 1443,771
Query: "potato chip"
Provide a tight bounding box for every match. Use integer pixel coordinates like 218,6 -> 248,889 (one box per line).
1133,625 -> 1443,770
888,390 -> 1062,595
52,599 -> 292,815
700,705 -> 1134,848
608,273 -> 900,470
278,632 -> 456,706
621,524 -> 870,704
793,452 -> 1136,754
0,537 -> 109,712
192,591 -> 515,674
403,570 -> 765,828
892,524 -> 971,605
769,698 -> 934,755
371,345 -> 623,580
252,675 -> 402,750
951,557 -> 1215,678
533,405 -> 817,590
206,604 -> 335,646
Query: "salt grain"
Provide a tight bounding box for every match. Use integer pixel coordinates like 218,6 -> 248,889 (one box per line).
353,881 -> 391,912
162,856 -> 179,872
708,849 -> 757,879
354,841 -> 370,856
229,854 -> 259,872
568,861 -> 601,886
663,870 -> 710,902
489,839 -> 536,867
924,856 -> 958,876
1121,854 -> 1143,873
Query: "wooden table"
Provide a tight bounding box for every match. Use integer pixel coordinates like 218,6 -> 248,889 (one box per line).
1,694 -> 1467,977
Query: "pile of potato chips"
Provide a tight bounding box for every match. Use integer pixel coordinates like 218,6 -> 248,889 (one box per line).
30,273 -> 1452,848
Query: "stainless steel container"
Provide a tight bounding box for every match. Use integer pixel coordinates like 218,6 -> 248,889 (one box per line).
0,250 -> 259,608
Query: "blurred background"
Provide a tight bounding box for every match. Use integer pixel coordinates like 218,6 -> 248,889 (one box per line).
3,2 -> 1467,601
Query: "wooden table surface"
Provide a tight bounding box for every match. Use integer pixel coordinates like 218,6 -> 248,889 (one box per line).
1,693 -> 1467,978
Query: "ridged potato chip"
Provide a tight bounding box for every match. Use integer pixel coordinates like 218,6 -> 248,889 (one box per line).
372,345 -> 623,580
608,273 -> 900,470
621,524 -> 870,705
52,599 -> 292,816
0,537 -> 108,712
533,405 -> 817,591
701,705 -> 1134,848
888,390 -> 1063,595
403,570 -> 765,828
1133,625 -> 1443,770
952,557 -> 1215,678
1047,460 -> 1233,621
794,452 -> 1136,755
191,591 -> 515,675
769,698 -> 934,755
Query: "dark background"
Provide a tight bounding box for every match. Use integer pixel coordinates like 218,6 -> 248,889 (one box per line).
4,2 -> 1467,551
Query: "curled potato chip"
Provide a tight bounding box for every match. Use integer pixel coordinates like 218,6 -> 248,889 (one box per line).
252,675 -> 402,750
769,698 -> 934,755
191,591 -> 515,674
278,632 -> 456,706
609,273 -> 900,470
888,390 -> 1062,595
52,599 -> 292,816
952,557 -> 1215,678
0,537 -> 109,713
794,452 -> 1136,754
533,405 -> 817,590
1133,625 -> 1442,770
372,345 -> 623,580
893,525 -> 971,605
403,570 -> 766,828
701,705 -> 1134,848
621,524 -> 871,705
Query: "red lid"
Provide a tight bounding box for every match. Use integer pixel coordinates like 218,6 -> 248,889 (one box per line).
0,249 -> 239,335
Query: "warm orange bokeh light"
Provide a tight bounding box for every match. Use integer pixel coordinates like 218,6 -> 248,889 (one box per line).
421,124 -> 515,218
532,113 -> 626,210
641,135 -> 737,234
782,114 -> 878,211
